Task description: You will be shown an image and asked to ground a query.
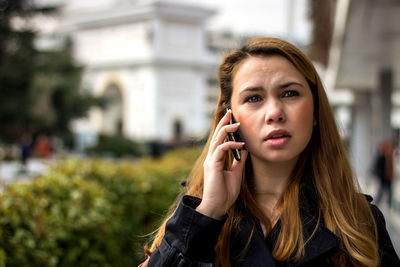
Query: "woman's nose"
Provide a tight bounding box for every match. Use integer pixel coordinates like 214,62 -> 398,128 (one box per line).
264,101 -> 285,124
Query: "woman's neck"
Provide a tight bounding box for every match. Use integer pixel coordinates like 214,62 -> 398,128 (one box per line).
250,155 -> 298,218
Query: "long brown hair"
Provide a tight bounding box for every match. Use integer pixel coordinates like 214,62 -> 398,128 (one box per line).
146,37 -> 378,267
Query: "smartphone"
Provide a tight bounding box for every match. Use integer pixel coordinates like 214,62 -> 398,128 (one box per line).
226,108 -> 242,161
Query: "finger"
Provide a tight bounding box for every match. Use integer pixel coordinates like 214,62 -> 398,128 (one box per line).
209,123 -> 240,153
212,141 -> 246,162
211,110 -> 232,143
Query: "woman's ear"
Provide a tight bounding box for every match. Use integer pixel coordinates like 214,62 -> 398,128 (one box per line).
313,117 -> 317,126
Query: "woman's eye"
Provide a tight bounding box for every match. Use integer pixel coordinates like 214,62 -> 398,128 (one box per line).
282,90 -> 299,98
246,95 -> 262,103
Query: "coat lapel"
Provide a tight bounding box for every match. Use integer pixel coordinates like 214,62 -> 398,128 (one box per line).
296,215 -> 340,265
230,218 -> 277,266
295,174 -> 340,265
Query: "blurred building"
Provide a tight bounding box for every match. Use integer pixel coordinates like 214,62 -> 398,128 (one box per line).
326,0 -> 400,188
60,0 -> 217,149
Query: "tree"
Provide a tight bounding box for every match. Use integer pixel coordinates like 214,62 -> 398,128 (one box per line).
0,0 -> 103,145
31,38 -> 104,146
0,0 -> 38,142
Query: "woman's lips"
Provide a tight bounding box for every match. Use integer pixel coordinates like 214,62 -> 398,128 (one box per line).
265,136 -> 290,146
264,129 -> 291,147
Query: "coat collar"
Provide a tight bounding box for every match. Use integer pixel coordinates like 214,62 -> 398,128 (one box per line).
231,174 -> 340,266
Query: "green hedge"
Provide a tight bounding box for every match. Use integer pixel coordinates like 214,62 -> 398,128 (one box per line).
0,147 -> 202,266
85,134 -> 144,158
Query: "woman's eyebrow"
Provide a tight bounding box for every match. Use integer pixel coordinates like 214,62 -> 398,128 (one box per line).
239,82 -> 304,96
238,87 -> 263,97
278,81 -> 304,89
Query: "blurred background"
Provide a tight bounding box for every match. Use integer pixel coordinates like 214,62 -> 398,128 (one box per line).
0,0 -> 399,265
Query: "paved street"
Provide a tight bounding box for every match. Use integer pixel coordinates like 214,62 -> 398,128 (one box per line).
380,204 -> 400,255
0,159 -> 49,185
367,157 -> 400,255
369,177 -> 400,255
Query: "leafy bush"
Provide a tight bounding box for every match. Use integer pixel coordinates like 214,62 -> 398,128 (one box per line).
0,147 -> 202,266
85,134 -> 144,158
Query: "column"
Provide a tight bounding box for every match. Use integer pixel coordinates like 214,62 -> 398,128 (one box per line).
350,91 -> 373,192
379,68 -> 393,141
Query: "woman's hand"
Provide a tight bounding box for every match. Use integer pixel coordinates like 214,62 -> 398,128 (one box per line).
138,258 -> 149,267
196,110 -> 248,219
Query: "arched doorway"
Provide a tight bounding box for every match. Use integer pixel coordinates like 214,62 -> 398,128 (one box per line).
102,83 -> 123,135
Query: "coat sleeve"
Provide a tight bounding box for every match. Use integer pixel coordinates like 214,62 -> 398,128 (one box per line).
370,204 -> 400,266
148,195 -> 227,267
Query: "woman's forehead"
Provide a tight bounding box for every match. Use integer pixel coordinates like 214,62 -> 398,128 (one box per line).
231,55 -> 307,91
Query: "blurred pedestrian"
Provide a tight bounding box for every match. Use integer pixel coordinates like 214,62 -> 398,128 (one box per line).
372,139 -> 395,208
19,133 -> 32,170
35,134 -> 52,159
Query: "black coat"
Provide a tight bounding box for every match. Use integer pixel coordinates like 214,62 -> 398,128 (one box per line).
147,180 -> 400,266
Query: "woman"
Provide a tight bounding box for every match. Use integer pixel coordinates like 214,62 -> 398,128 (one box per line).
141,37 -> 399,266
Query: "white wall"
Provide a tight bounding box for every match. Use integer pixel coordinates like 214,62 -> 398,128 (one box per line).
156,67 -> 207,141
72,22 -> 153,66
67,0 -> 216,145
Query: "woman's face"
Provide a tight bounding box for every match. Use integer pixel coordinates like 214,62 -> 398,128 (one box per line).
230,55 -> 315,165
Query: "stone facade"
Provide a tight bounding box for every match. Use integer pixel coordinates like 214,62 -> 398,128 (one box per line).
62,0 -> 217,148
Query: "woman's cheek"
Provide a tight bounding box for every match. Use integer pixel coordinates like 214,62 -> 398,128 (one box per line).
237,117 -> 257,147
290,102 -> 314,126
302,105 -> 315,128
